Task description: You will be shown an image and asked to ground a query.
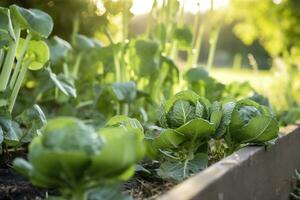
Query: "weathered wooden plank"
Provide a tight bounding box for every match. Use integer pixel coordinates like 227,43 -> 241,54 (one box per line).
159,124 -> 300,200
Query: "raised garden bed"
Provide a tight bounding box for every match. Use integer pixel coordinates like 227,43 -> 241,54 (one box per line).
159,123 -> 300,200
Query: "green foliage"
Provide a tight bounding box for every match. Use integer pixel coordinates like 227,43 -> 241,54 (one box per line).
147,91 -> 217,181
184,66 -> 225,102
10,4 -> 53,38
291,170 -> 300,200
220,99 -> 279,152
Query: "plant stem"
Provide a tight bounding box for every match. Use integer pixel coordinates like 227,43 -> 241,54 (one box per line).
0,25 -> 20,91
72,53 -> 82,79
0,49 -> 5,70
122,102 -> 129,116
8,60 -> 30,113
120,0 -> 129,82
9,33 -> 31,89
206,27 -> 220,70
72,188 -> 87,200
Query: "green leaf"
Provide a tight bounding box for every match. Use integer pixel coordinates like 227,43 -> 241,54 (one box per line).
87,184 -> 132,200
13,158 -> 33,177
134,39 -> 159,76
47,36 -> 71,65
74,34 -> 98,52
0,127 -> 4,144
154,129 -> 186,149
184,67 -> 209,83
210,101 -> 223,129
42,117 -> 102,154
10,5 -> 53,38
0,7 -> 15,43
232,116 -> 279,144
15,105 -> 46,143
157,153 -> 208,181
17,39 -> 50,70
105,115 -> 143,137
173,26 -> 193,49
167,100 -> 196,128
111,81 -> 137,103
88,127 -> 145,180
0,116 -> 22,145
176,118 -> 215,139
46,67 -> 77,97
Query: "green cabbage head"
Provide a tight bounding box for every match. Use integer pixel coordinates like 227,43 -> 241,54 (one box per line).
154,90 -> 217,150
221,99 -> 279,150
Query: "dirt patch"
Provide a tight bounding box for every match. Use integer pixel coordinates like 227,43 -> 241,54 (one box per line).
0,169 -> 57,200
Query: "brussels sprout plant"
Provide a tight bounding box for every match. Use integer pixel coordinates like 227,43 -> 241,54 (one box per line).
147,91 -> 220,181
13,116 -> 145,200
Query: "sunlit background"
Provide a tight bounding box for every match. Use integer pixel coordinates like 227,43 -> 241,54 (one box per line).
131,0 -> 229,14
0,0 -> 299,125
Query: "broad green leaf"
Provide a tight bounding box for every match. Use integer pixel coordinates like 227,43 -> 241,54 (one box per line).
176,118 -> 215,139
167,100 -> 196,128
15,105 -> 46,143
105,115 -> 143,138
232,116 -> 278,143
17,39 -> 50,70
10,5 -> 53,38
154,129 -> 186,149
42,117 -> 102,154
215,102 -> 235,138
0,7 -> 15,43
134,39 -> 159,76
88,127 -> 145,179
0,116 -> 22,144
87,184 -> 132,200
111,81 -> 137,103
74,34 -> 97,52
184,67 -> 209,83
47,36 -> 71,65
173,26 -> 193,49
157,153 -> 208,181
46,67 -> 77,97
13,158 -> 33,177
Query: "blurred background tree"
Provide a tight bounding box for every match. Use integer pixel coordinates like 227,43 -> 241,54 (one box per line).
229,0 -> 300,61
0,0 -> 271,69
0,0 -> 108,40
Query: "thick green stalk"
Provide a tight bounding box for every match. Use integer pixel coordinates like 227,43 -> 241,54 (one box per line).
9,34 -> 31,89
151,64 -> 168,102
206,27 -> 220,70
190,25 -> 205,67
8,61 -> 30,113
120,0 -> 129,82
72,53 -> 82,79
0,49 -> 5,70
0,25 -> 21,91
71,188 -> 87,200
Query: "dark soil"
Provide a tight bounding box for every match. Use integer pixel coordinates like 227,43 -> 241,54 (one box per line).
125,175 -> 175,200
0,149 -> 58,200
0,168 -> 57,200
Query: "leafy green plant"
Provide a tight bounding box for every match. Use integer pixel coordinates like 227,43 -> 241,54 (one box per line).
146,90 -> 221,181
219,99 -> 279,153
13,116 -> 145,200
291,170 -> 300,200
0,104 -> 46,154
0,5 -> 53,113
